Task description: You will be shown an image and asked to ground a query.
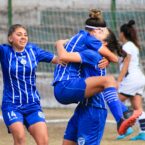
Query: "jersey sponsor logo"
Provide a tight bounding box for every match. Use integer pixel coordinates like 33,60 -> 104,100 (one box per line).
78,137 -> 85,145
7,111 -> 17,121
38,111 -> 45,119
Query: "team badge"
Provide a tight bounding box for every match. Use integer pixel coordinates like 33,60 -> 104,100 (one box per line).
38,111 -> 45,119
20,59 -> 27,65
78,137 -> 85,145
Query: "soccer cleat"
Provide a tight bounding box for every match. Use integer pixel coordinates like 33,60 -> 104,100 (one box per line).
118,110 -> 142,135
123,109 -> 133,119
116,127 -> 134,140
130,133 -> 145,141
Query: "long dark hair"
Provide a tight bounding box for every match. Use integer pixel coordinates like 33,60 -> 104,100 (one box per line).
104,28 -> 127,58
120,20 -> 140,49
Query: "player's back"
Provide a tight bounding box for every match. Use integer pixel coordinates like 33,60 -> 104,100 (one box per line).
53,30 -> 88,84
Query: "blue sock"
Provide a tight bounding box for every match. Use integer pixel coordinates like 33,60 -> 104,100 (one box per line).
119,100 -> 128,113
103,87 -> 123,123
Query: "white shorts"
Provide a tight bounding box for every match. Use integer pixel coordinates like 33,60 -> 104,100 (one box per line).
118,72 -> 145,96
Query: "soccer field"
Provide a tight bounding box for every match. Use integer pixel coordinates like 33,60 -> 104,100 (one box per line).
0,108 -> 145,145
0,1 -> 145,145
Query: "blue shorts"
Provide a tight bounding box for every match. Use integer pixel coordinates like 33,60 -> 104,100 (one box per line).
54,79 -> 86,104
64,103 -> 107,145
2,102 -> 45,131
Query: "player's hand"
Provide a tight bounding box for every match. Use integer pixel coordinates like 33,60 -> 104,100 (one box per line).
98,57 -> 109,69
58,59 -> 67,66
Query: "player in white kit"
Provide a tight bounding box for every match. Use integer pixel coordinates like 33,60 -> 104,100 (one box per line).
117,20 -> 145,140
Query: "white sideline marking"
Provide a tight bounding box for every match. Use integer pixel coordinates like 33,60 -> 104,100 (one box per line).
0,115 -> 115,124
46,119 -> 68,123
106,120 -> 115,124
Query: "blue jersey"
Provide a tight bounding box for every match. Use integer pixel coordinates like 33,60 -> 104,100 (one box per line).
53,29 -> 106,109
0,42 -> 54,105
80,49 -> 106,109
53,30 -> 102,84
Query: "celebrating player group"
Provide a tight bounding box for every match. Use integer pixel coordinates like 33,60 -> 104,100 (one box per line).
0,8 -> 145,145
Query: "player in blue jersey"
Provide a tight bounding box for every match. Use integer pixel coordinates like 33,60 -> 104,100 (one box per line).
53,9 -> 141,138
62,28 -> 121,145
0,24 -> 58,145
57,28 -> 130,145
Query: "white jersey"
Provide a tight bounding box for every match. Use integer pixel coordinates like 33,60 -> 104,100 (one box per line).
120,41 -> 141,73
118,41 -> 145,96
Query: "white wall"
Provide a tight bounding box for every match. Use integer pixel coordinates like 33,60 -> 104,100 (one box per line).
1,0 -> 145,10
0,0 -> 111,10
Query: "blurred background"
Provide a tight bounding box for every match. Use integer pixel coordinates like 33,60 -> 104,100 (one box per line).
0,0 -> 145,108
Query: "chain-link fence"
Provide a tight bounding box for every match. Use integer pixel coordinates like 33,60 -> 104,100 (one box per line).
0,0 -> 145,107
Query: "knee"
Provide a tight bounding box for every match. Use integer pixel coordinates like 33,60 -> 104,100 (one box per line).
14,134 -> 26,145
37,136 -> 48,145
105,75 -> 117,88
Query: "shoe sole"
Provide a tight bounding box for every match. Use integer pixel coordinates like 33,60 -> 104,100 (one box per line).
130,138 -> 145,141
118,110 -> 142,135
130,133 -> 145,141
116,129 -> 134,140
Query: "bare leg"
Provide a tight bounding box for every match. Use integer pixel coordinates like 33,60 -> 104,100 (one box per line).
62,139 -> 76,145
118,93 -> 128,102
28,122 -> 48,145
130,95 -> 143,111
85,75 -> 117,97
9,122 -> 26,145
130,95 -> 145,140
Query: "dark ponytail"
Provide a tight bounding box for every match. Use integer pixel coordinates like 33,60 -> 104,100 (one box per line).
120,20 -> 140,49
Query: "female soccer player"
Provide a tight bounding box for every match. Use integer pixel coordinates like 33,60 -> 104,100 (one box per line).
56,27 -> 140,145
116,20 -> 145,140
60,28 -> 120,145
0,24 -> 58,145
53,9 -> 141,137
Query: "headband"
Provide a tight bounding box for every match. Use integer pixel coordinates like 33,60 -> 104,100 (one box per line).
85,25 -> 106,29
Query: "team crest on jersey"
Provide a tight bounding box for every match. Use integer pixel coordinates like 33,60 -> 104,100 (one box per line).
78,137 -> 85,145
38,111 -> 45,119
20,59 -> 27,65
